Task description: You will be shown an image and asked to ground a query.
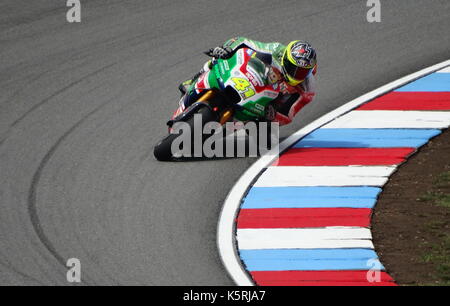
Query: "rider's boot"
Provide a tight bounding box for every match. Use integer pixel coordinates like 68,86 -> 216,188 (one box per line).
178,70 -> 202,95
178,60 -> 213,95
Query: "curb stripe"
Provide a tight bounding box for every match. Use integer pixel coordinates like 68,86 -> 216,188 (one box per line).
237,228 -> 373,250
240,248 -> 379,260
241,249 -> 384,271
250,270 -> 394,283
237,208 -> 372,228
323,111 -> 450,129
250,275 -> 396,286
357,92 -> 450,111
293,128 -> 441,148
242,258 -> 383,272
241,186 -> 381,209
254,281 -> 397,286
395,73 -> 450,92
274,148 -> 415,166
254,166 -> 395,187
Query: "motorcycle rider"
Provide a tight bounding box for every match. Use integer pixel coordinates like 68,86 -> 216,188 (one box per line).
179,37 -> 317,126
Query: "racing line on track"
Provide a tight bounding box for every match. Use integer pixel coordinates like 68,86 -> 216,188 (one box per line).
218,61 -> 450,286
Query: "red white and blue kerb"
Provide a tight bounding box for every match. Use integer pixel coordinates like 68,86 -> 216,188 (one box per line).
235,66 -> 450,286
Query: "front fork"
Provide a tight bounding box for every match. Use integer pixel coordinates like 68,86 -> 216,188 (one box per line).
198,90 -> 235,125
168,90 -> 234,133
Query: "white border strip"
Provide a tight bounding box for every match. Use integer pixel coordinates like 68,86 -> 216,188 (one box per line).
217,59 -> 450,286
237,227 -> 373,250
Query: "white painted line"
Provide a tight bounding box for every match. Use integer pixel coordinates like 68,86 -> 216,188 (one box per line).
323,111 -> 450,129
217,60 -> 450,286
437,67 -> 450,73
237,228 -> 373,250
254,166 -> 396,187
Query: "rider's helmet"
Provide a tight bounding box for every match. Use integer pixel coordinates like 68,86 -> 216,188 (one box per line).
281,41 -> 317,86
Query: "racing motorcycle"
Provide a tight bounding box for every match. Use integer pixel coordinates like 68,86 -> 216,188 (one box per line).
153,48 -> 281,161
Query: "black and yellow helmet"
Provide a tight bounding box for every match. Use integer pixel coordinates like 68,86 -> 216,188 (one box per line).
281,41 -> 317,86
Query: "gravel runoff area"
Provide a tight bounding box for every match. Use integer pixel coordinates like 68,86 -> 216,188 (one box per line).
372,129 -> 450,286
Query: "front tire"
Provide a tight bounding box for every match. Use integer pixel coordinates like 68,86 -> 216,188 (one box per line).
153,133 -> 180,161
153,106 -> 217,161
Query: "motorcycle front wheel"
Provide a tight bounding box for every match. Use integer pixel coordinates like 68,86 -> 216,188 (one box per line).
153,106 -> 217,161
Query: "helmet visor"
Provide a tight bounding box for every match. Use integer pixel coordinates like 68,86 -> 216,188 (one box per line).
282,54 -> 312,84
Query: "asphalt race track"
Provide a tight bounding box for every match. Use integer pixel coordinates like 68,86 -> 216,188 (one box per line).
0,0 -> 449,285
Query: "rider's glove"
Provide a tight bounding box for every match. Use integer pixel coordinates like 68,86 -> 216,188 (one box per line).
264,104 -> 276,121
205,46 -> 233,59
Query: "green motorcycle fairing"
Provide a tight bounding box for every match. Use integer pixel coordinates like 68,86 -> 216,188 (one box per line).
187,48 -> 280,122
